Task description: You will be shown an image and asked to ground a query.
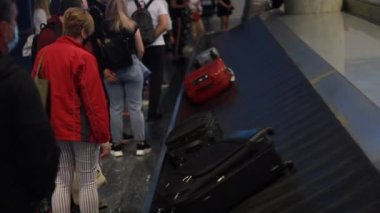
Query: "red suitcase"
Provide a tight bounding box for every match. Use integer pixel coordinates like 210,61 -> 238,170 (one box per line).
184,58 -> 232,104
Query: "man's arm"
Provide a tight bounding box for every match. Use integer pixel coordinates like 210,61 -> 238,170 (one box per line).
155,14 -> 169,39
77,54 -> 110,143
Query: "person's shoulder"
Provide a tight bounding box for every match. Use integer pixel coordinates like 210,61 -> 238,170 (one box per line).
34,8 -> 45,15
152,0 -> 166,6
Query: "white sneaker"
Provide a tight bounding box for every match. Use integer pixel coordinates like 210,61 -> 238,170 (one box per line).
142,100 -> 149,108
136,143 -> 151,156
111,143 -> 124,157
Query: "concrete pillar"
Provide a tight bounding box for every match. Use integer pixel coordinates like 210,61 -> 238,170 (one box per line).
284,0 -> 343,14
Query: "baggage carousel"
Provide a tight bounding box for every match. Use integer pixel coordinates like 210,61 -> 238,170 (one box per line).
144,16 -> 380,212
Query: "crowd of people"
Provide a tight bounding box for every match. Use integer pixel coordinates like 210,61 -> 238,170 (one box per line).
0,0 -> 238,212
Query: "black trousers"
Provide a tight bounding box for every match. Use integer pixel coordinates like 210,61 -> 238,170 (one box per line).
143,45 -> 166,116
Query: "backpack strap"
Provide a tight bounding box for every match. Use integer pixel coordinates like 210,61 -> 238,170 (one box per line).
134,0 -> 142,9
146,0 -> 154,9
134,0 -> 154,9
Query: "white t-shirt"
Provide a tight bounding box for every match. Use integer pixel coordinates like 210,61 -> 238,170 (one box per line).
125,0 -> 169,46
33,8 -> 47,34
161,0 -> 172,31
189,0 -> 202,13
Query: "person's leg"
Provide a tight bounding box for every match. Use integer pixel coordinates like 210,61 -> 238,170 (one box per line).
143,46 -> 166,121
174,17 -> 182,57
191,21 -> 197,41
220,16 -> 224,30
226,15 -> 230,30
122,57 -> 145,141
103,78 -> 124,156
122,56 -> 151,155
221,16 -> 228,30
52,142 -> 75,213
196,20 -> 205,38
73,142 -> 100,213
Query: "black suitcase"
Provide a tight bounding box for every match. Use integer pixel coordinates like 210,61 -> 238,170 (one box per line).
166,113 -> 223,167
158,128 -> 293,213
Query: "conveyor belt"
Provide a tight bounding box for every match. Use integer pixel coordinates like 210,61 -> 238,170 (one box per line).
146,17 -> 380,213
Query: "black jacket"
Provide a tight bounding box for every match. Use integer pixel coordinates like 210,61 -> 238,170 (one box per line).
0,54 -> 59,212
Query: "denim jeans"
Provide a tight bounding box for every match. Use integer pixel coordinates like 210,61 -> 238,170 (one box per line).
104,55 -> 145,143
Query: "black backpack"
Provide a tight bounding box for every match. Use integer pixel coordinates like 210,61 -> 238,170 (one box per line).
131,0 -> 155,45
102,25 -> 134,70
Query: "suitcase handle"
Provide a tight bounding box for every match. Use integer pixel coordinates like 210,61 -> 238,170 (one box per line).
192,74 -> 209,86
192,74 -> 213,92
183,139 -> 204,153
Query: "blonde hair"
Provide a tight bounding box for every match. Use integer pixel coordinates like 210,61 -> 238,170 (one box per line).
63,7 -> 94,38
34,0 -> 51,18
105,0 -> 136,32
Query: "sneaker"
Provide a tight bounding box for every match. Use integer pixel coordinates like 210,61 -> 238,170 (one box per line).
136,143 -> 151,156
142,100 -> 149,108
111,143 -> 124,157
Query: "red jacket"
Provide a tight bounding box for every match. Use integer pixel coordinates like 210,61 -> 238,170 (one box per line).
32,36 -> 110,144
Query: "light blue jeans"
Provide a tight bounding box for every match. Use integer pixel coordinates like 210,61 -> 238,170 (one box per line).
104,55 -> 145,143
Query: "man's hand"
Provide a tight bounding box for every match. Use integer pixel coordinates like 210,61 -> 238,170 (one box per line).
104,68 -> 118,83
100,142 -> 111,158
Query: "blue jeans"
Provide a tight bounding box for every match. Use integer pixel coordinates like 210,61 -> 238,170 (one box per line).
104,55 -> 145,143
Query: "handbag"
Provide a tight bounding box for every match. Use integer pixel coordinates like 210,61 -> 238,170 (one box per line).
34,54 -> 49,109
102,30 -> 133,70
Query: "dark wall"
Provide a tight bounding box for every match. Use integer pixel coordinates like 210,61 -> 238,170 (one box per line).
16,0 -> 33,34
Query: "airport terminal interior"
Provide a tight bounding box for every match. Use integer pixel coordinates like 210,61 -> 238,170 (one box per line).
8,0 -> 380,212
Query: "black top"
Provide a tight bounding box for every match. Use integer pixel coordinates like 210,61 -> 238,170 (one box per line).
0,55 -> 59,212
88,3 -> 107,76
169,0 -> 186,18
102,20 -> 138,54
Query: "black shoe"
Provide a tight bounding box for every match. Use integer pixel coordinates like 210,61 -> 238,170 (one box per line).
147,113 -> 163,122
136,143 -> 151,156
111,143 -> 124,157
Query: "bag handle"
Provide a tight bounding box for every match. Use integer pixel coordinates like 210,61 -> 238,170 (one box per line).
34,54 -> 44,80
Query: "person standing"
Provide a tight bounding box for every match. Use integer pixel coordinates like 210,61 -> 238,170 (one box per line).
0,0 -> 59,212
217,0 -> 234,30
188,0 -> 204,40
32,0 -> 86,62
126,0 -> 169,122
169,0 -> 188,57
103,0 -> 151,157
32,8 -> 111,213
33,0 -> 51,33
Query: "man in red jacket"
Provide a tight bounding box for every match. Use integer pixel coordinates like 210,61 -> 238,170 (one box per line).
32,7 -> 110,213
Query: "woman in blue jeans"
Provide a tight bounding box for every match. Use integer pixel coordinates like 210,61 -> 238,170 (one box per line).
103,0 -> 150,157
